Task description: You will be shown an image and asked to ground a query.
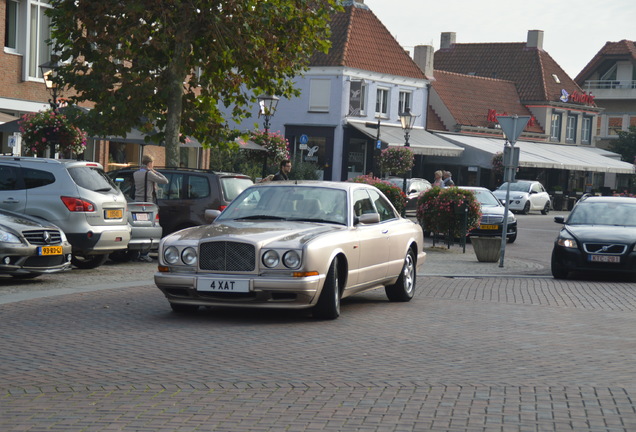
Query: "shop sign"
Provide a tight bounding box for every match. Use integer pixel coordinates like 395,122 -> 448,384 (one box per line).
487,109 -> 537,127
559,89 -> 595,105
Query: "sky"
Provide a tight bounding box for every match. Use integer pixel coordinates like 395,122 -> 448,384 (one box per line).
364,0 -> 635,79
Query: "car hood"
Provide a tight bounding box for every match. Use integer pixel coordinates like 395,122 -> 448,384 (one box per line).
0,210 -> 50,231
564,225 -> 636,243
168,220 -> 346,247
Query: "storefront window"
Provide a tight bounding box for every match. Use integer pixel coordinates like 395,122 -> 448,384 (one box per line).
346,139 -> 368,179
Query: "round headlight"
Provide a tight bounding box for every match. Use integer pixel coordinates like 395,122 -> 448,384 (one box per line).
181,247 -> 197,266
262,250 -> 280,268
283,250 -> 301,269
164,246 -> 180,264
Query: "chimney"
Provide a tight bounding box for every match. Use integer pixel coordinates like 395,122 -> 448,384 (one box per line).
440,32 -> 456,49
527,30 -> 544,50
414,45 -> 435,78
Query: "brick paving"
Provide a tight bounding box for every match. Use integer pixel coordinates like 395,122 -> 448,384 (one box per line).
1,263 -> 636,431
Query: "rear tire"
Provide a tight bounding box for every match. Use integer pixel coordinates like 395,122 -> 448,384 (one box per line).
541,202 -> 551,215
313,259 -> 340,320
71,253 -> 109,269
385,249 -> 416,302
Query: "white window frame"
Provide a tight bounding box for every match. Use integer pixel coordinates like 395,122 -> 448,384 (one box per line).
359,84 -> 366,116
565,114 -> 577,143
581,116 -> 592,144
4,0 -> 19,52
27,0 -> 53,80
550,112 -> 562,141
398,91 -> 411,114
308,79 -> 331,112
375,87 -> 389,118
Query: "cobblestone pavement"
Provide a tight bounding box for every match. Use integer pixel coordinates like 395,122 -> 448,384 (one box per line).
1,236 -> 636,431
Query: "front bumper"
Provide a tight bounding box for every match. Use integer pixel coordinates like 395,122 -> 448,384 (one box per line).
470,222 -> 517,238
552,246 -> 636,275
0,244 -> 72,276
154,271 -> 325,310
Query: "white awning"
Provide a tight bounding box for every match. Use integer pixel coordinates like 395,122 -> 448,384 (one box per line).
436,133 -> 635,174
348,121 -> 463,157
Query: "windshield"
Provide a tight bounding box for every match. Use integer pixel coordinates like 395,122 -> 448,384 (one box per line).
497,182 -> 530,192
471,189 -> 501,206
217,185 -> 348,225
567,201 -> 636,226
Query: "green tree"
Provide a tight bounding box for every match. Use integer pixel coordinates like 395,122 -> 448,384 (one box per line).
47,0 -> 340,166
610,126 -> 636,165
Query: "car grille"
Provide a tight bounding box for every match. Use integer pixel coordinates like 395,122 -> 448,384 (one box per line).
480,214 -> 504,224
199,241 -> 255,271
22,230 -> 63,245
583,243 -> 627,255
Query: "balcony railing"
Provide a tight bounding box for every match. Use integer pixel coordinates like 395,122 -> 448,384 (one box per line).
582,80 -> 636,90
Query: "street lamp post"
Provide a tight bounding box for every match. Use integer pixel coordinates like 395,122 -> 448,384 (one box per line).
398,108 -> 417,194
39,58 -> 62,157
257,94 -> 280,179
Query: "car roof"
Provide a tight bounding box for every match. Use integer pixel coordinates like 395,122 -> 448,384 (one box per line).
108,166 -> 249,178
577,195 -> 636,204
0,156 -> 104,169
249,180 -> 374,192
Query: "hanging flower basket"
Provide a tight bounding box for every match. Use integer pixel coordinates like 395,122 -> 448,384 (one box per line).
379,146 -> 414,175
249,129 -> 290,163
416,187 -> 482,237
19,109 -> 87,157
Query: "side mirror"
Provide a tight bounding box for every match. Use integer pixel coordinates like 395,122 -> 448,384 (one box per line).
554,216 -> 565,224
355,213 -> 380,225
204,209 -> 221,223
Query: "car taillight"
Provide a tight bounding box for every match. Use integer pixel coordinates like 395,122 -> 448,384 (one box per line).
61,196 -> 95,212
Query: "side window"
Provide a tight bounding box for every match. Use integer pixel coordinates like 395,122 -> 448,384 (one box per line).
22,167 -> 55,189
157,172 -> 184,200
0,165 -> 20,190
352,189 -> 375,218
115,173 -> 135,200
187,175 -> 210,199
368,189 -> 397,222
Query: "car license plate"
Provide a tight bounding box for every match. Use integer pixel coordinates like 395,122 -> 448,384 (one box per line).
105,209 -> 123,219
480,224 -> 498,230
38,246 -> 63,256
196,277 -> 250,293
589,254 -> 620,263
133,212 -> 149,221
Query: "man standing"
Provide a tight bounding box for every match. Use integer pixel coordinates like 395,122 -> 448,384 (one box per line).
272,159 -> 292,181
443,171 -> 455,187
134,155 -> 168,203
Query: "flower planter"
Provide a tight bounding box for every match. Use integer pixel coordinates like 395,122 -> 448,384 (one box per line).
471,236 -> 501,262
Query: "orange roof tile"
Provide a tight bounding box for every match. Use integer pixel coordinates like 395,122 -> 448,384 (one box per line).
311,3 -> 425,80
430,70 -> 544,134
434,42 -> 584,104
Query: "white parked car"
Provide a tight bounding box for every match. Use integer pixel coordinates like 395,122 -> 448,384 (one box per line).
492,180 -> 551,215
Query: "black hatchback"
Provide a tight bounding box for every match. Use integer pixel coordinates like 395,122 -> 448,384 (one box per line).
551,195 -> 636,279
108,167 -> 253,236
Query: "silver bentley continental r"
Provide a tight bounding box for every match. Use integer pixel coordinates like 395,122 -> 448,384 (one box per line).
154,181 -> 426,319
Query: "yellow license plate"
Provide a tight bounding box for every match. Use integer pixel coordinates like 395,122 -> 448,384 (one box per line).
39,246 -> 63,256
480,224 -> 498,230
105,209 -> 123,219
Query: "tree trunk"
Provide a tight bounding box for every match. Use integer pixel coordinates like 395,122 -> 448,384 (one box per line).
164,34 -> 189,168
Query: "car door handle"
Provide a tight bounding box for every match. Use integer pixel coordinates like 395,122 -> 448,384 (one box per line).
382,229 -> 389,234
2,198 -> 20,203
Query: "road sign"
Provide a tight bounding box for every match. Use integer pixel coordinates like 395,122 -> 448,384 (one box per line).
497,115 -> 530,144
299,134 -> 309,145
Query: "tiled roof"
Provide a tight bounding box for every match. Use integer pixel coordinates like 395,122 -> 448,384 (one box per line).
310,3 -> 425,80
429,70 -> 544,134
426,104 -> 447,132
575,40 -> 636,84
434,42 -> 583,103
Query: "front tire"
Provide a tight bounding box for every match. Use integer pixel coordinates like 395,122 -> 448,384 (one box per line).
385,249 -> 416,302
507,232 -> 517,243
551,251 -> 568,279
313,259 -> 340,320
71,253 -> 109,269
522,201 -> 531,215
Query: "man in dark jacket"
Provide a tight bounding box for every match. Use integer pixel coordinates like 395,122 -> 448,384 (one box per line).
272,159 -> 292,181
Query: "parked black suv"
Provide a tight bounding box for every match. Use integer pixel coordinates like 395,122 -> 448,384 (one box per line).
108,167 -> 253,236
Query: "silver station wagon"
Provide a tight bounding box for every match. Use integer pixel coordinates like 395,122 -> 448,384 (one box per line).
154,181 -> 426,319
